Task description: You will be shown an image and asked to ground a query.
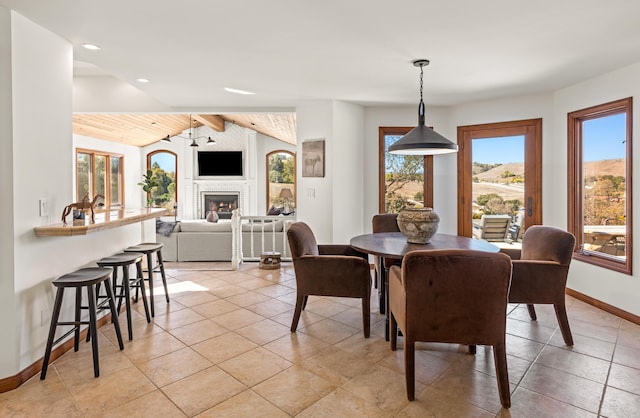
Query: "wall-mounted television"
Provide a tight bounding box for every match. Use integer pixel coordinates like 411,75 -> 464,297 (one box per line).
197,151 -> 243,176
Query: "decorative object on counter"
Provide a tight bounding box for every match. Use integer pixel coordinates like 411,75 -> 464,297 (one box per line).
138,170 -> 158,207
61,193 -> 103,225
396,207 -> 440,244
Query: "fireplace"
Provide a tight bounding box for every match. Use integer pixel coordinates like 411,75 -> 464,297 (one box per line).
203,193 -> 239,220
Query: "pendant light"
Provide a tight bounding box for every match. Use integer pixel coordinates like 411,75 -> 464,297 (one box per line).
388,60 -> 458,155
161,114 -> 216,146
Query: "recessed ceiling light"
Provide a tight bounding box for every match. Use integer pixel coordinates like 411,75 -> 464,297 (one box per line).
224,87 -> 255,95
81,43 -> 101,50
136,78 -> 149,83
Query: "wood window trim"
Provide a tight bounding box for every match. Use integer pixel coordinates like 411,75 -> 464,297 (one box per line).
75,148 -> 125,207
266,150 -> 296,213
567,97 -> 633,275
456,119 -> 542,237
378,127 -> 433,213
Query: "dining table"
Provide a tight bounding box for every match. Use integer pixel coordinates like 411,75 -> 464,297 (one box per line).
350,232 -> 500,341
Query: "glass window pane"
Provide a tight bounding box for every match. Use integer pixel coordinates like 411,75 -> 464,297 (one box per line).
384,134 -> 424,213
267,152 -> 295,213
110,157 -> 121,206
581,113 -> 627,259
149,152 -> 177,209
472,135 -> 525,242
77,152 -> 91,199
95,155 -> 106,199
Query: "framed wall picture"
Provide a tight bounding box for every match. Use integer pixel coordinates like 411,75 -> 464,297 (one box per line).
302,139 -> 325,177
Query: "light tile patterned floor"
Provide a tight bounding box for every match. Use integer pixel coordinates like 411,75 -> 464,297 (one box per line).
2,261 -> 640,417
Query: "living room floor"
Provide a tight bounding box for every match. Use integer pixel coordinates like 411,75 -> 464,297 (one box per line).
2,262 -> 640,417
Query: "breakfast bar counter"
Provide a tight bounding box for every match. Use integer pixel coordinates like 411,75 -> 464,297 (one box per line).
34,208 -> 169,237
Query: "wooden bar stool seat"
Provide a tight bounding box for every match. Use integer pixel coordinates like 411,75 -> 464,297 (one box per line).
97,252 -> 151,340
124,243 -> 169,317
41,267 -> 124,380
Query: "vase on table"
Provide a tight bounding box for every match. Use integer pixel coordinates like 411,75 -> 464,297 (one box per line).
397,207 -> 440,244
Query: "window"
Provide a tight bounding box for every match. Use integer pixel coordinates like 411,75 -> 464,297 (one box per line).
147,150 -> 177,211
76,148 -> 123,207
379,127 -> 433,213
568,97 -> 632,274
266,151 -> 296,214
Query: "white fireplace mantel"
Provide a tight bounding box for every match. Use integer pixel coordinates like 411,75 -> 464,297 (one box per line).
194,180 -> 250,219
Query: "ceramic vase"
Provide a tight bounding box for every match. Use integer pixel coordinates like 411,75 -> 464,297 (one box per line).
397,207 -> 440,244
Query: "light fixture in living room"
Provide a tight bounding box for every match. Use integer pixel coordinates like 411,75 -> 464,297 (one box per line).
388,59 -> 458,155
161,114 -> 216,146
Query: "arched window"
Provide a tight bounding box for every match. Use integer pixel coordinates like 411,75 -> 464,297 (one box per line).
266,150 -> 296,214
147,150 -> 177,213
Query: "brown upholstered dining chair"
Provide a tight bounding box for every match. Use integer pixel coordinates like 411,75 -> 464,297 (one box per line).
287,222 -> 372,338
389,249 -> 512,407
506,225 -> 576,346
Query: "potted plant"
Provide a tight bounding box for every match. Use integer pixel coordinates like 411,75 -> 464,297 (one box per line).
138,169 -> 158,208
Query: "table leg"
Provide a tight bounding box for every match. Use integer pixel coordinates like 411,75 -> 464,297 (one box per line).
378,257 -> 385,315
383,260 -> 390,342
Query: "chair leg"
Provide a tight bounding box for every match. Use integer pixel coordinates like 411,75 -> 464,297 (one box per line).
362,294 -> 370,338
554,302 -> 574,346
493,342 -> 511,408
86,284 -> 100,378
527,304 -> 537,320
302,295 -> 308,310
40,288 -> 65,380
104,278 -> 124,350
122,267 -> 133,341
146,252 -> 155,317
404,339 -> 415,401
390,312 -> 398,351
468,344 -> 477,355
136,260 -> 151,323
290,294 -> 305,332
156,250 -> 170,303
74,287 -> 81,351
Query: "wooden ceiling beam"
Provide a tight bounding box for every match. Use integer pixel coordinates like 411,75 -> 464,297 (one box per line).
192,114 -> 225,132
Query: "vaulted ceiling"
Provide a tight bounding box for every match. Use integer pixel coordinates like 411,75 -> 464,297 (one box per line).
3,0 -> 640,143
72,113 -> 296,147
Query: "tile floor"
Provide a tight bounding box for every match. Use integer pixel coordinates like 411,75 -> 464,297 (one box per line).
2,262 -> 640,417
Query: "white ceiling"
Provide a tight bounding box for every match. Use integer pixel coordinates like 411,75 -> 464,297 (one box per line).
3,0 -> 640,109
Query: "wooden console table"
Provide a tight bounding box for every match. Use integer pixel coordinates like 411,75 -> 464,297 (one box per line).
34,208 -> 169,237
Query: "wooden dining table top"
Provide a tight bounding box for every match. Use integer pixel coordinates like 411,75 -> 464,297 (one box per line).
350,232 -> 500,259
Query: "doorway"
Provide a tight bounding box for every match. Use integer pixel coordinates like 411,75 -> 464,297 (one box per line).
457,119 -> 542,239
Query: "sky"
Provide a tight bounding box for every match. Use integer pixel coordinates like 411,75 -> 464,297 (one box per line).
473,135 -> 524,164
582,113 -> 626,162
151,152 -> 176,171
472,112 -> 626,164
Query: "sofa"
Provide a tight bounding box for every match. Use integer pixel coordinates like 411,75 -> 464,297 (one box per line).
156,217 -> 291,263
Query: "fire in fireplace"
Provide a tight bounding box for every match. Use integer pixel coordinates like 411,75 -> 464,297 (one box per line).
203,193 -> 239,220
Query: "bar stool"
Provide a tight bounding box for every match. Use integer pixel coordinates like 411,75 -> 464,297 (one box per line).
96,252 -> 151,340
124,243 -> 169,317
41,267 -> 124,380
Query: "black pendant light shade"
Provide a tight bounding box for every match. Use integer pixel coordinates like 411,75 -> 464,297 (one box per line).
388,60 -> 458,155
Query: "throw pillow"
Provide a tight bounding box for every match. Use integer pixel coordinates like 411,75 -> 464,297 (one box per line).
267,206 -> 282,216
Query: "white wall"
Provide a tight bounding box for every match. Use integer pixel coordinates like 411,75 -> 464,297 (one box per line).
553,62 -> 640,316
295,101 -> 335,243
256,133 -> 297,215
3,12 -> 152,378
0,5 -> 18,379
332,101 -> 365,243
363,105 -> 454,233
73,75 -> 171,112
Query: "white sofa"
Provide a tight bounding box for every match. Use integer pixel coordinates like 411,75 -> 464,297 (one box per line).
156,217 -> 292,263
